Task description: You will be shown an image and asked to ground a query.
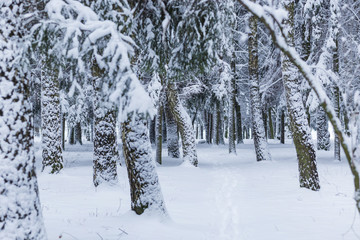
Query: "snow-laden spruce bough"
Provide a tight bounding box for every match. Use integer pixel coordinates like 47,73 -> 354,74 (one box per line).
1,0 -> 360,238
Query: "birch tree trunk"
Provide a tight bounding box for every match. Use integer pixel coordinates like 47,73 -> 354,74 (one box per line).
121,114 -> 167,215
281,0 -> 320,190
0,1 -> 47,238
248,12 -> 271,161
167,83 -> 198,166
41,70 -> 63,173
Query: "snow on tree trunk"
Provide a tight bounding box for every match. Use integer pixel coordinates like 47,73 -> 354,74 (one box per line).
165,102 -> 180,158
331,1 -> 341,160
334,86 -> 341,160
41,69 -> 63,173
155,105 -> 163,164
0,1 -> 47,238
92,70 -> 118,187
228,78 -> 236,154
281,0 -> 320,191
214,100 -> 224,145
167,83 -> 198,166
248,13 -> 271,161
316,107 -> 330,151
121,114 -> 167,215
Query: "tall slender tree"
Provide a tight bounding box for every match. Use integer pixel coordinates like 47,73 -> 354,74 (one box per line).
248,7 -> 271,161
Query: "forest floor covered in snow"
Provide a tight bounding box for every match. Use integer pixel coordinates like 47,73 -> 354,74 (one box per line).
34,140 -> 360,240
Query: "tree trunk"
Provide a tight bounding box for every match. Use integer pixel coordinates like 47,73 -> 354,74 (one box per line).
167,83 -> 198,166
121,114 -> 167,215
334,86 -> 341,160
75,121 -> 82,145
214,100 -> 222,145
149,117 -> 156,144
205,111 -> 211,143
62,114 -> 66,151
69,127 -> 75,145
0,1 -> 47,237
280,108 -> 285,144
92,64 -> 118,187
200,124 -> 204,139
229,60 -> 237,153
317,107 -> 330,151
281,0 -> 320,191
236,102 -> 244,144
248,12 -> 271,161
41,70 -> 63,173
165,101 -> 180,158
155,105 -> 163,164
263,108 -> 268,139
333,24 -> 341,160
268,107 -> 275,139
162,111 -> 167,143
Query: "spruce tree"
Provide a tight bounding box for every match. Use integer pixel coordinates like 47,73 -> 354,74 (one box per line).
0,1 -> 47,238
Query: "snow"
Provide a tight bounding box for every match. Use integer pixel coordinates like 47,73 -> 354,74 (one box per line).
35,140 -> 360,240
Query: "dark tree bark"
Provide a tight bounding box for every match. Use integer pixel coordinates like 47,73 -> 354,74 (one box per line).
61,114 -> 66,150
268,107 -> 275,139
214,100 -> 224,145
69,127 -> 75,145
280,108 -> 285,144
235,102 -> 243,144
155,105 -> 163,164
165,101 -> 180,158
75,121 -> 82,145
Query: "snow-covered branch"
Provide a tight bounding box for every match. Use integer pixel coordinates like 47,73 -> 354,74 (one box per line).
34,0 -> 155,119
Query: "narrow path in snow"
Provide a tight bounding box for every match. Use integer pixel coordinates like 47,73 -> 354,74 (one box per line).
211,156 -> 242,240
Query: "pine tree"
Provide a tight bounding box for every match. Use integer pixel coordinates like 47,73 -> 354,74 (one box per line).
0,1 -> 47,238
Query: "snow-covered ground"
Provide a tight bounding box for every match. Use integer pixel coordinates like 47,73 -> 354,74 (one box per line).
35,140 -> 360,240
